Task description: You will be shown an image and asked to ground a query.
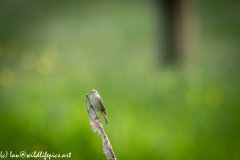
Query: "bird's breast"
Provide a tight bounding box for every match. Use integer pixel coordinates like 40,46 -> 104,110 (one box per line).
90,95 -> 102,112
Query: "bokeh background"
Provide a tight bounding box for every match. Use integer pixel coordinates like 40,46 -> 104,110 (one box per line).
0,0 -> 240,160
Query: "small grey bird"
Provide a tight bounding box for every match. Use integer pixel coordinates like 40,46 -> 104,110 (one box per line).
90,89 -> 109,125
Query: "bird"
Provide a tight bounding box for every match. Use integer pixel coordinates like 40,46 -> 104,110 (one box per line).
90,89 -> 109,125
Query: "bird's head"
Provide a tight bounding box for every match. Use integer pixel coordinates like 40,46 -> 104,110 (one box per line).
91,89 -> 97,94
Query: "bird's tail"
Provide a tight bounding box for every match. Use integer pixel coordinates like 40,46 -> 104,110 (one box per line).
101,112 -> 109,125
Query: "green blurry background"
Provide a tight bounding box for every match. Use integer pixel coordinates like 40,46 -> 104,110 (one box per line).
0,0 -> 240,160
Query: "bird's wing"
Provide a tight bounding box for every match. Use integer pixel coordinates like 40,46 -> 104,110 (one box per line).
97,96 -> 106,115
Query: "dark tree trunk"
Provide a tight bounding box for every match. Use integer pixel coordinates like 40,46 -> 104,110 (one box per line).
157,0 -> 196,67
